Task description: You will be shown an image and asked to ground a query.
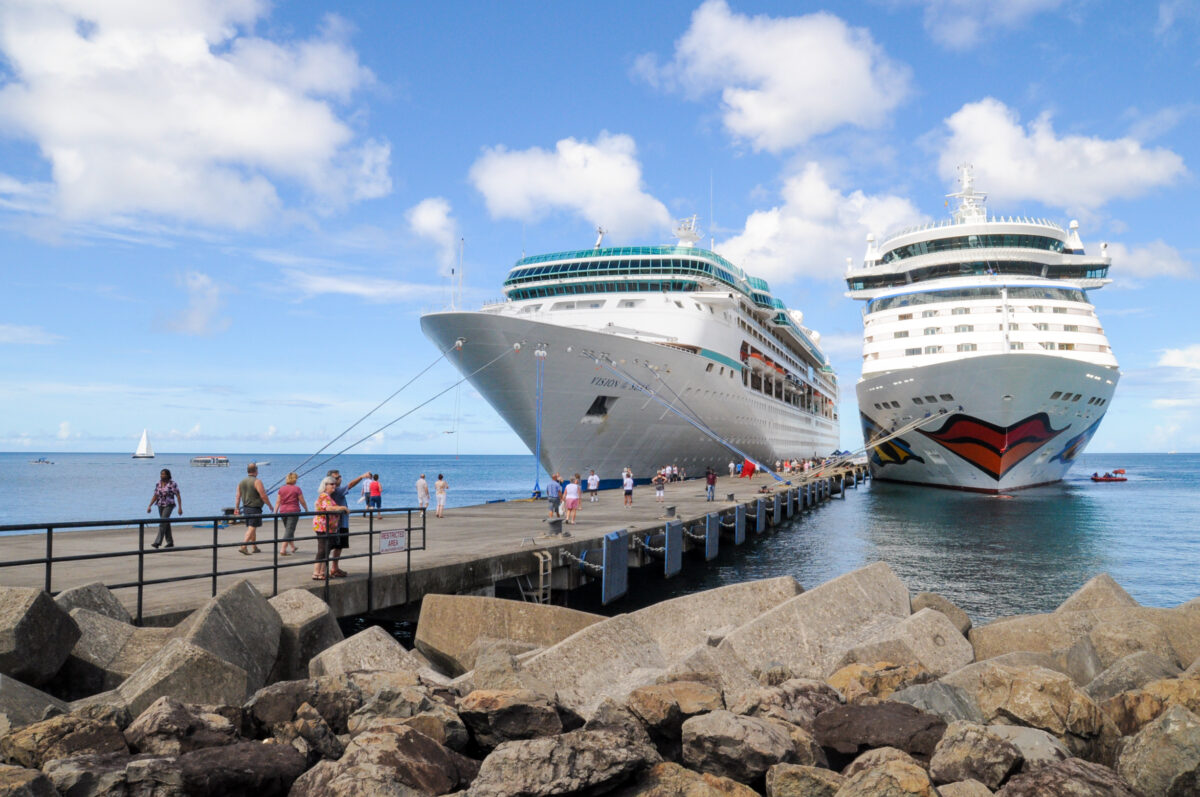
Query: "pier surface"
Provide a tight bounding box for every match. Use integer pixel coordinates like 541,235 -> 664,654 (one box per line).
0,471 -> 861,623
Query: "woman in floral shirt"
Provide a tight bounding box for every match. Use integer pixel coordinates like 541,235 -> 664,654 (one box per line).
312,476 -> 346,580
146,469 -> 182,548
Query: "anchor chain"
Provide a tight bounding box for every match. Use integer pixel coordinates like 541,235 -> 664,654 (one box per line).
560,550 -> 604,576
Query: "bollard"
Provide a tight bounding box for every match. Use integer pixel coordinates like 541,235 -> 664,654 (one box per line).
665,505 -> 676,518
548,518 -> 564,536
726,493 -> 736,502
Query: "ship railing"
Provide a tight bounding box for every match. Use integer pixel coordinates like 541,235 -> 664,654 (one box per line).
0,507 -> 426,625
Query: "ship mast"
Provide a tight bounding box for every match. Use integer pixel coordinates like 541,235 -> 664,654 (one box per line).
947,164 -> 987,223
674,215 -> 702,247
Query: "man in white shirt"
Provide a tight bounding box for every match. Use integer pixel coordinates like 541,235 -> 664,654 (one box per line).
587,470 -> 600,502
415,474 -> 430,509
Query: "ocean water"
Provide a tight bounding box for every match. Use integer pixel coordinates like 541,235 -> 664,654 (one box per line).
3,451 -> 1197,624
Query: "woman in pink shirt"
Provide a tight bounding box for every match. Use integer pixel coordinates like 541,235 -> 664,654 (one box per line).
276,472 -> 308,556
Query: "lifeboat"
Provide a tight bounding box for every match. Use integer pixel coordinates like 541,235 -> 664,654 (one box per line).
747,352 -> 767,373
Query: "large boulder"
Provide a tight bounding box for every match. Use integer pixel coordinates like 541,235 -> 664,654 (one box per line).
626,681 -> 723,759
415,594 -> 604,676
0,676 -> 66,736
295,724 -> 474,795
0,713 -> 127,768
911,592 -> 972,636
272,700 -> 345,766
177,740 -> 306,796
308,625 -> 424,677
172,580 -> 281,693
662,643 -> 762,709
764,762 -> 844,796
835,758 -> 939,797
1056,574 -> 1139,613
115,638 -> 249,717
466,728 -> 653,796
727,678 -> 842,732
611,761 -> 760,796
268,589 -> 343,682
1084,650 -> 1181,703
838,609 -> 974,678
993,758 -> 1137,796
48,609 -> 169,700
458,688 -> 562,749
1100,673 -> 1200,736
811,701 -> 946,767
718,562 -> 911,679
928,720 -> 1022,789
1116,704 -> 1200,797
0,587 -> 80,687
888,681 -> 985,725
53,582 -> 132,624
123,695 -> 239,755
0,763 -> 57,797
829,662 -> 934,703
680,710 -> 802,784
986,724 -> 1071,772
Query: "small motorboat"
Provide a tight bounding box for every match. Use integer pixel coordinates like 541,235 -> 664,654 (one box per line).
30,457 -> 54,465
1091,472 -> 1127,483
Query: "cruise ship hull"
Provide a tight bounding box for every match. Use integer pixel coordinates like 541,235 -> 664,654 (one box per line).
422,311 -> 839,486
858,354 -> 1117,492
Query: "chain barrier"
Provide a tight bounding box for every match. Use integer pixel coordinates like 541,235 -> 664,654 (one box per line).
560,549 -> 604,576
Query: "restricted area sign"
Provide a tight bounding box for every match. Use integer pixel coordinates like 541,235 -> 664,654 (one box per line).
377,529 -> 407,553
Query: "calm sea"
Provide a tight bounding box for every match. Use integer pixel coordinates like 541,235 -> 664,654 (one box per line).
3,451 -> 1197,623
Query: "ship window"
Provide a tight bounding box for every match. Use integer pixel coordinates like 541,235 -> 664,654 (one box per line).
1050,391 -> 1062,400
924,395 -> 937,402
1071,393 -> 1081,401
619,300 -> 640,308
951,307 -> 970,315
921,310 -> 938,317
912,397 -> 924,405
905,348 -> 922,356
551,301 -> 576,310
940,393 -> 954,401
874,403 -> 882,409
924,327 -> 939,335
894,331 -> 909,338
582,395 -> 617,423
1060,343 -> 1075,350
1010,342 -> 1024,350
587,301 -> 605,309
957,343 -> 977,352
1064,325 -> 1078,332
1053,307 -> 1068,314
706,363 -> 714,372
954,325 -> 973,333
924,346 -> 943,354
674,300 -> 684,308
1030,305 -> 1044,313
1087,397 -> 1096,405
1043,342 -> 1057,350
1034,323 -> 1049,331
898,313 -> 913,320
891,401 -> 901,408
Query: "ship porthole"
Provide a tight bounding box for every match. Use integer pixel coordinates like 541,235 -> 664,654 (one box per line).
1002,395 -> 1013,401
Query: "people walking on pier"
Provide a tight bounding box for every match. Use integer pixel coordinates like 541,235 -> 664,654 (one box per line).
146,468 -> 181,548
546,473 -> 562,519
276,472 -> 307,557
564,474 -> 582,524
416,474 -> 430,510
728,460 -> 736,477
434,474 -> 448,518
623,468 -> 634,507
587,470 -> 599,502
327,470 -> 369,575
234,463 -> 272,555
653,470 -> 666,502
367,474 -> 382,511
312,476 -> 346,580
705,467 -> 717,501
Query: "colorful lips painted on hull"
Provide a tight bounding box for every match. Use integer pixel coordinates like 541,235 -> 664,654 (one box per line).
919,412 -> 1066,481
861,413 -> 925,468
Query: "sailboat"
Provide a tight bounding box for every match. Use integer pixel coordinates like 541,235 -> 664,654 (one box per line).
132,429 -> 155,459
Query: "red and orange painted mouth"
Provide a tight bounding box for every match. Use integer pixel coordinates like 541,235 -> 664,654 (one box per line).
919,413 -> 1065,481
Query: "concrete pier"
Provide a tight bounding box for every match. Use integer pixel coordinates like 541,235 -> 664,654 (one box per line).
0,467 -> 866,624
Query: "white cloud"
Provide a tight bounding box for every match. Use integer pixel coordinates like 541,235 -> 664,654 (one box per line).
1159,344 -> 1200,370
469,132 -> 671,240
938,98 -> 1186,213
0,1 -> 390,230
716,162 -> 926,282
407,197 -> 459,276
636,0 -> 910,152
57,420 -> 70,439
167,271 -> 230,336
0,323 -> 63,344
1106,241 -> 1192,279
904,0 -> 1066,50
284,268 -> 444,303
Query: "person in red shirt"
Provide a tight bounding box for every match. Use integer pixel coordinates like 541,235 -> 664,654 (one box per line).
276,472 -> 308,556
368,474 -> 382,511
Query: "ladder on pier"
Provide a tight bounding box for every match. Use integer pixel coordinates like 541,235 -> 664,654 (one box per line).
518,550 -> 553,604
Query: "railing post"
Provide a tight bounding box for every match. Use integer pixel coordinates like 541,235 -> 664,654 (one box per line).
44,526 -> 53,594
272,514 -> 279,597
211,520 -> 219,597
137,522 -> 145,624
367,510 -> 375,615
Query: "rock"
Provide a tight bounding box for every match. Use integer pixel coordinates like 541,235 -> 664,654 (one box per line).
244,673 -> 394,736
929,721 -> 1022,789
888,681 -> 984,725
467,728 -> 649,796
1056,574 -> 1139,614
1089,615 -> 1179,670
1100,673 -> 1200,735
114,638 -> 248,718
937,781 -> 994,797
347,681 -> 468,750
839,610 -> 974,678
662,643 -> 762,709
811,701 -> 946,767
54,582 -> 133,625
0,763 -> 57,797
468,645 -> 555,698
764,762 -> 844,797
1115,703 -> 1200,797
0,713 -> 127,768
939,662 -> 1111,760
40,750 -> 151,797
272,701 -> 345,766
611,761 -> 760,796
828,662 -> 934,702
289,759 -> 427,796
993,758 -> 1137,796
68,692 -> 132,730
458,688 -> 562,749
177,740 -> 305,796
123,695 -> 238,755
836,758 -> 939,797
0,587 -> 81,687
626,680 -> 723,755
841,746 -> 920,778
0,676 -> 66,737
172,580 -> 281,693
1084,650 -> 1181,703
986,724 -> 1070,772
583,697 -> 657,752
414,594 -> 604,676
47,608 -> 148,700
912,592 -> 971,635
681,709 -> 800,784
308,625 -> 424,677
727,678 -> 842,732
267,589 -> 343,682
719,563 -> 911,679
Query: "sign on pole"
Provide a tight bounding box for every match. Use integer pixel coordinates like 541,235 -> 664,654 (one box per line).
378,529 -> 407,553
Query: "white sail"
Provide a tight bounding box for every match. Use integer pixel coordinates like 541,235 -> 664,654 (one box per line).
133,429 -> 155,458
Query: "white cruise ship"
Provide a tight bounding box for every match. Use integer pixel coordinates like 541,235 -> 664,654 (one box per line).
421,219 -> 839,487
845,167 -> 1119,492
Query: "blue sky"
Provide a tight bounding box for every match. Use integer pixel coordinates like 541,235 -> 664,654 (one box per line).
2,0 -> 1198,456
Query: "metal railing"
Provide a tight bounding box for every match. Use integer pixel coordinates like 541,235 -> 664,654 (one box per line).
0,507 -> 426,624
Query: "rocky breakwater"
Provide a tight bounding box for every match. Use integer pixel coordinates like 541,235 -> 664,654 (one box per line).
3,568 -> 1200,794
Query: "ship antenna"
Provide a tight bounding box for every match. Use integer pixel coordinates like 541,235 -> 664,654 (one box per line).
947,163 -> 987,223
674,214 -> 702,247
594,226 -> 607,249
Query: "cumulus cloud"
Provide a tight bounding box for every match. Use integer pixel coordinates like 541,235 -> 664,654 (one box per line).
636,1 -> 910,152
167,271 -> 230,336
716,162 -> 926,282
284,268 -> 444,303
1106,241 -> 1192,280
1159,344 -> 1200,370
469,132 -> 671,240
903,0 -> 1066,50
0,323 -> 62,344
408,197 -> 459,276
0,1 -> 390,230
938,98 -> 1186,213
57,420 -> 70,439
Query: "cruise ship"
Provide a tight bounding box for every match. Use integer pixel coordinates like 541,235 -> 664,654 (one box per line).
845,167 -> 1119,492
421,219 -> 839,486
